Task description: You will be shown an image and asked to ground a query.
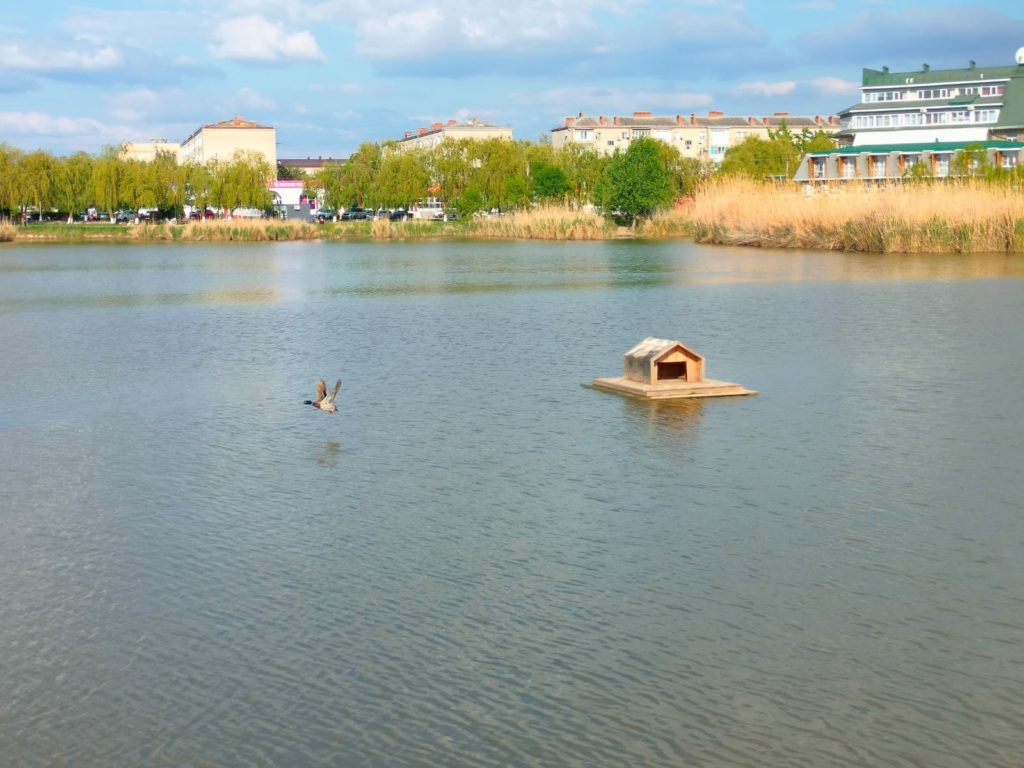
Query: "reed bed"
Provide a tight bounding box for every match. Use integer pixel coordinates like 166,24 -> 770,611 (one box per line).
0,221 -> 16,242
683,177 -> 1024,253
463,205 -> 615,240
130,219 -> 324,242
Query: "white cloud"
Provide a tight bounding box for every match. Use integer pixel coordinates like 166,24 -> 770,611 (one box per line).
229,87 -> 277,111
355,0 -> 601,60
534,86 -> 714,115
209,15 -> 325,62
0,111 -> 109,136
0,43 -> 122,72
810,76 -> 859,96
734,80 -> 796,97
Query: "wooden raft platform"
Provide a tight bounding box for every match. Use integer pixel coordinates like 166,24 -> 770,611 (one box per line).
592,376 -> 758,400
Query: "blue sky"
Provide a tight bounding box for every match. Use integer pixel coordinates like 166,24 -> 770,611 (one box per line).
2,0 -> 1023,158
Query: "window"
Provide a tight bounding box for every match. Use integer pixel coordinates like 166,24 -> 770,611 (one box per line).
869,155 -> 887,177
607,140 -> 614,146
933,154 -> 950,177
1003,152 -> 1019,168
981,85 -> 1005,96
576,130 -> 592,141
685,140 -> 693,149
811,157 -> 826,179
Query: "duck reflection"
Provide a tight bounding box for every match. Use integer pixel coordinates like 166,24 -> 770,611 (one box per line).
316,440 -> 341,467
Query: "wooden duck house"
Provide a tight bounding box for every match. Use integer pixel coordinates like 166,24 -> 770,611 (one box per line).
593,337 -> 756,399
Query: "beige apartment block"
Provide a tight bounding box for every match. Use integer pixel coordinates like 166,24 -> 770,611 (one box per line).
395,118 -> 513,152
121,140 -> 181,162
552,111 -> 839,161
178,116 -> 277,169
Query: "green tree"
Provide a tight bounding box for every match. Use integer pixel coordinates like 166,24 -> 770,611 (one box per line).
19,150 -> 55,220
53,152 -> 93,221
0,144 -> 24,218
374,150 -> 430,208
554,143 -> 606,206
428,139 -> 472,206
91,147 -> 124,219
720,125 -> 836,179
465,138 -> 529,211
336,143 -> 381,208
600,138 -> 674,224
529,161 -> 571,202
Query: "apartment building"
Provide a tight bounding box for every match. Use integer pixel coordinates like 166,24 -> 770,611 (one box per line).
179,116 -> 276,168
795,50 -> 1024,182
395,118 -> 513,152
551,111 -> 839,161
835,53 -> 1024,146
121,116 -> 277,169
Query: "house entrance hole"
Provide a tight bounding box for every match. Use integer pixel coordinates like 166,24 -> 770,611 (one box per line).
658,362 -> 688,381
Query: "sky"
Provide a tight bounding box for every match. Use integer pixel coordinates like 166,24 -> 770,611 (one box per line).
2,0 -> 1024,158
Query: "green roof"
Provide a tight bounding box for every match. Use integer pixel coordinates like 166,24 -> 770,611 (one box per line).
806,140 -> 1024,157
862,64 -> 1021,87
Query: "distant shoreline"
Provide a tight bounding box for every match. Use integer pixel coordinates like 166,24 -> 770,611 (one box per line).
7,181 -> 1024,253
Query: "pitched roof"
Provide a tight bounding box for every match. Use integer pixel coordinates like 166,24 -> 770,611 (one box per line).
625,337 -> 703,363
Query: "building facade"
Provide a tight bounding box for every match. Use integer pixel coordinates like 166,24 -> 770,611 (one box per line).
395,118 -> 513,152
121,140 -> 181,162
121,116 -> 277,170
792,140 -> 1024,182
835,55 -> 1024,147
551,111 -> 839,161
794,51 -> 1024,182
178,116 -> 277,168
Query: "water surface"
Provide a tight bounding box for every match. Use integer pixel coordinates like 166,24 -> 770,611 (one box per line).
1,241 -> 1022,767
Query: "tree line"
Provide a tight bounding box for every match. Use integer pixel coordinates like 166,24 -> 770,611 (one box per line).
1,124 -> 839,224
0,144 -> 274,222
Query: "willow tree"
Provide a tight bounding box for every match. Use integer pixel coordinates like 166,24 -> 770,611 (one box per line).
91,147 -> 124,220
336,142 -> 381,208
374,149 -> 430,208
466,138 -> 529,212
153,150 -> 189,216
427,139 -> 471,207
198,152 -> 272,212
19,150 -> 55,220
53,152 -> 94,222
0,144 -> 23,217
554,143 -> 607,206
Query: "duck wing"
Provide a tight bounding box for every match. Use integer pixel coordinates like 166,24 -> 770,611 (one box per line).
314,378 -> 328,404
322,379 -> 342,407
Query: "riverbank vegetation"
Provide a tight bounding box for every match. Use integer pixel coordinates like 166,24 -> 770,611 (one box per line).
685,177 -> 1024,253
5,127 -> 1024,252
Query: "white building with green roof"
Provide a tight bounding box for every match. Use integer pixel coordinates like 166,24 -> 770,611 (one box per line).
793,50 -> 1024,182
836,52 -> 1024,147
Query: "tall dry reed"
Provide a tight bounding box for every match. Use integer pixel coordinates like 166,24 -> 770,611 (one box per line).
464,205 -> 614,240
0,221 -> 16,242
129,219 -> 323,242
683,177 -> 1024,253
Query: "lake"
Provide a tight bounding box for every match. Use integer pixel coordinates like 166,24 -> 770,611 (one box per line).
1,240 -> 1022,767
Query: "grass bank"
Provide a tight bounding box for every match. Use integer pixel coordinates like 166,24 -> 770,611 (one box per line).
3,206 -> 621,244
681,178 -> 1024,253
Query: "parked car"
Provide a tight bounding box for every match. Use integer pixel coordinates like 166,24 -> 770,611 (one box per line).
341,207 -> 372,220
314,209 -> 335,223
388,208 -> 408,221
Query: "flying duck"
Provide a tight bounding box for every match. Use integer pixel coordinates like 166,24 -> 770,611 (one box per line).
305,378 -> 342,413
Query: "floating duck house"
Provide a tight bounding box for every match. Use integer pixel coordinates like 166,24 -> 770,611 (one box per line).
593,337 -> 757,399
